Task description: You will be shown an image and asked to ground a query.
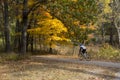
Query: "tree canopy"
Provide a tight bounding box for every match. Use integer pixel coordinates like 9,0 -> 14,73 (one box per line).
0,0 -> 102,53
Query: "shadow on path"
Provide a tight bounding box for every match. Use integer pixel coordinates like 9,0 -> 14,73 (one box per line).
24,56 -> 120,80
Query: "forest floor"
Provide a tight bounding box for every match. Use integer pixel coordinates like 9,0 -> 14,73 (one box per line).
0,55 -> 120,80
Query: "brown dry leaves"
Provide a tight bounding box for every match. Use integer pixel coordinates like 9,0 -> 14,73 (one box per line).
0,56 -> 117,80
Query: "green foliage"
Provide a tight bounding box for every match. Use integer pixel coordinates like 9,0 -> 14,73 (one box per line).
46,0 -> 99,45
47,0 -> 98,25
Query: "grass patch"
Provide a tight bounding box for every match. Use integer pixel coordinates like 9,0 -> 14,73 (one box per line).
88,43 -> 120,62
0,53 -> 30,62
98,44 -> 120,61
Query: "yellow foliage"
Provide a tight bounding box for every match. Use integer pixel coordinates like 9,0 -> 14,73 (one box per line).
27,9 -> 70,45
28,0 -> 35,7
80,25 -> 86,29
100,0 -> 111,13
88,25 -> 96,30
40,11 -> 52,19
88,34 -> 94,38
51,36 -> 63,41
28,18 -> 69,44
71,31 -> 74,35
27,28 -> 41,35
44,12 -> 52,19
72,0 -> 78,2
39,18 -> 67,35
73,21 -> 79,25
80,24 -> 96,30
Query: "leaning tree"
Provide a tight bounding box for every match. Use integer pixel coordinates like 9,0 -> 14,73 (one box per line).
110,0 -> 120,46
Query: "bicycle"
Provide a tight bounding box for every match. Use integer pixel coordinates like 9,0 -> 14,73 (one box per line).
78,49 -> 91,61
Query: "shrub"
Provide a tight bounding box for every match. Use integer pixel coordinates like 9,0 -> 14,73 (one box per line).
97,43 -> 120,61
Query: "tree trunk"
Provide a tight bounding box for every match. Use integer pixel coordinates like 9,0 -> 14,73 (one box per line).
49,47 -> 53,53
114,15 -> 120,47
49,42 -> 53,53
101,26 -> 105,43
14,0 -> 20,52
26,12 -> 34,52
14,19 -> 21,51
20,19 -> 28,54
109,27 -> 113,45
20,0 -> 28,54
111,0 -> 120,46
117,28 -> 120,46
30,36 -> 34,52
3,0 -> 11,53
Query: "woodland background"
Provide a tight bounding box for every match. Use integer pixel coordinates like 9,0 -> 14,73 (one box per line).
0,0 -> 120,61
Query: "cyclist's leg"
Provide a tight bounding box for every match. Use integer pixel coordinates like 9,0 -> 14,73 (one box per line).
82,49 -> 88,59
83,49 -> 91,60
78,48 -> 83,60
81,49 -> 86,56
82,49 -> 86,54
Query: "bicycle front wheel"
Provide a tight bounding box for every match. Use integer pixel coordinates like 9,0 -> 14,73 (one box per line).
83,52 -> 91,61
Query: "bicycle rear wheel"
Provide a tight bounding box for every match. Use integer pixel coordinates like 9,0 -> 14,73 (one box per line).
83,52 -> 91,61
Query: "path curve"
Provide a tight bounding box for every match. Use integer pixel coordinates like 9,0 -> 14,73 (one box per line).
32,55 -> 120,80
32,55 -> 120,69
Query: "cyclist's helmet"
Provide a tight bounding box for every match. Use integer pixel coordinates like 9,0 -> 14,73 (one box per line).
80,43 -> 82,46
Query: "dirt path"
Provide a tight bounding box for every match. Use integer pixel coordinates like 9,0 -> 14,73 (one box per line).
0,55 -> 120,80
32,55 -> 120,80
33,55 -> 120,69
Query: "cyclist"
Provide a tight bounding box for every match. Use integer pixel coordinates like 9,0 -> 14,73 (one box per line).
79,43 -> 86,54
78,43 -> 90,60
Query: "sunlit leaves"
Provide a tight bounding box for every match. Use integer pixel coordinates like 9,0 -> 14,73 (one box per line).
28,14 -> 69,45
99,0 -> 111,13
28,0 -> 35,7
28,18 -> 67,35
80,24 -> 96,30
